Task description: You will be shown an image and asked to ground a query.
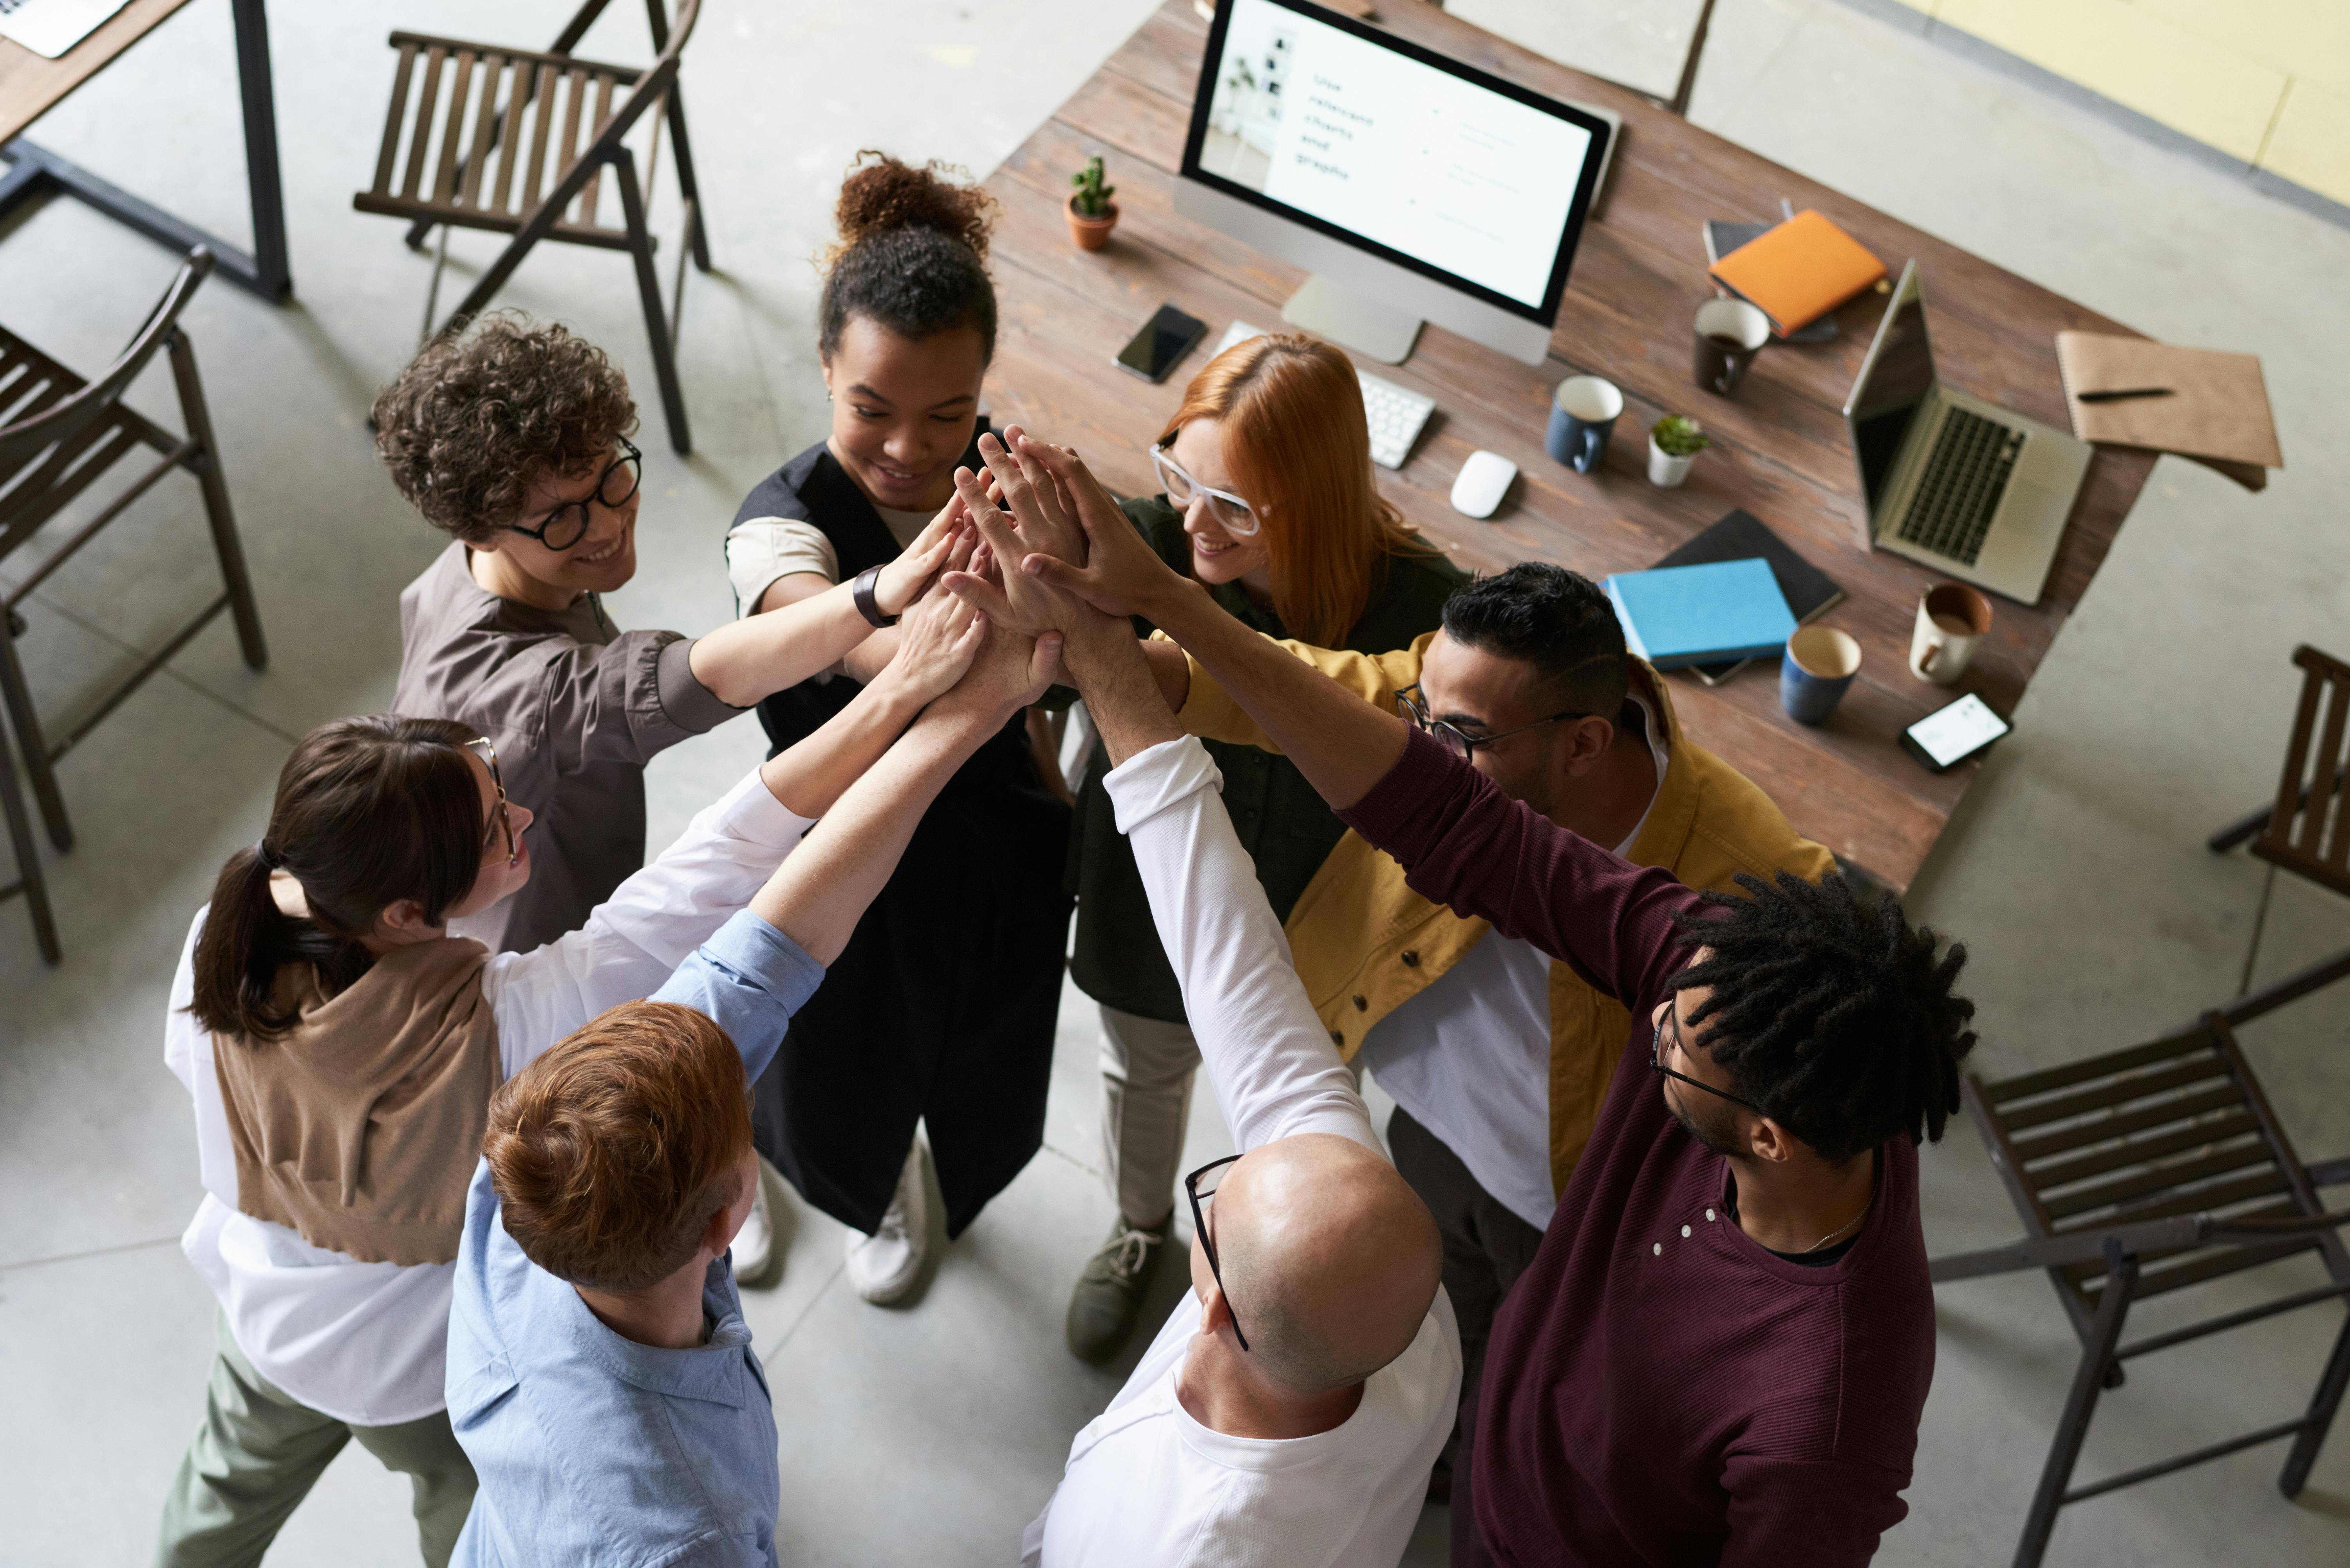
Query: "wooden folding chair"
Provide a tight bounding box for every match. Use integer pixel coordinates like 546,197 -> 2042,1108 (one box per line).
1931,955 -> 2350,1568
0,246 -> 269,862
0,707 -> 60,963
2209,644 -> 2350,994
353,0 -> 709,453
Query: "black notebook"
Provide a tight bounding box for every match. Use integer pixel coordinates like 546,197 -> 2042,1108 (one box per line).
1650,510 -> 1844,685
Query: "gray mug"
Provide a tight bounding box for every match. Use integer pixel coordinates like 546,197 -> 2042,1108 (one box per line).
1546,376 -> 1623,474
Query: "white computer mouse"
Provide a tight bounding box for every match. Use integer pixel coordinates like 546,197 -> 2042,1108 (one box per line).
1450,450 -> 1517,518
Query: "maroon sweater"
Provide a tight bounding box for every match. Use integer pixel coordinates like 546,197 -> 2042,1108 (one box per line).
1340,728 -> 1933,1568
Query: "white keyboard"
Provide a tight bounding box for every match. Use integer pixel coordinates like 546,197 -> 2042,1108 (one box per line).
1213,320 -> 1434,470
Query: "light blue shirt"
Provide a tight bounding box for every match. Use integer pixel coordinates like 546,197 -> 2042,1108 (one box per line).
446,910 -> 825,1567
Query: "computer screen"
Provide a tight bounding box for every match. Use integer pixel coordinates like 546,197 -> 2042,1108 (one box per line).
1181,0 -> 1609,323
1846,265 -> 1936,515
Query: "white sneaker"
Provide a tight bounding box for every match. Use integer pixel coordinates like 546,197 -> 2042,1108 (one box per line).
844,1143 -> 931,1305
732,1158 -> 785,1289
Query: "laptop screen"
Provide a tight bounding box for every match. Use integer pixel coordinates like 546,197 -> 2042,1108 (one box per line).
1844,264 -> 1936,518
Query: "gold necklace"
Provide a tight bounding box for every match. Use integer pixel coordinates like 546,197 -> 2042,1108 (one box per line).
1808,1204 -> 1868,1254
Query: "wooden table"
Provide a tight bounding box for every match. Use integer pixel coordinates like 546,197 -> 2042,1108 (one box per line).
978,0 -> 2155,891
0,0 -> 289,297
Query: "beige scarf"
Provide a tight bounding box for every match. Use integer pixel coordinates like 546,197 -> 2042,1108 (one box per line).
212,936 -> 501,1266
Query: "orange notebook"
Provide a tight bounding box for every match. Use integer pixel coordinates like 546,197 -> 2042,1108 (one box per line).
1706,211 -> 1887,338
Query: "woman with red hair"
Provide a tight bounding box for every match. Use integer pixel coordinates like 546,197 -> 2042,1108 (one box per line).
1061,333 -> 1464,1362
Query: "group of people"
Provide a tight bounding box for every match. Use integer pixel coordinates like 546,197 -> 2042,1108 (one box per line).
152,152 -> 1981,1568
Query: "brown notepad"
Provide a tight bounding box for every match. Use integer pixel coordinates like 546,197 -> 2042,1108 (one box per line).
1706,211 -> 1887,337
2055,332 -> 2282,493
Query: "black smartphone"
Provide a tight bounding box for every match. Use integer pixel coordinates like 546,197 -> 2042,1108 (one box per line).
1901,694 -> 2011,773
1116,303 -> 1208,383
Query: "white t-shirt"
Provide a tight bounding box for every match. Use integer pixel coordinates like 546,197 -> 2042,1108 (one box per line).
1024,736 -> 1462,1567
723,500 -> 935,614
161,769 -> 814,1425
1024,1288 -> 1460,1568
1356,692 -> 1670,1231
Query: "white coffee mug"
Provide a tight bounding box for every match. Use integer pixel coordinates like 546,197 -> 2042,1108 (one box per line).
1909,583 -> 1992,685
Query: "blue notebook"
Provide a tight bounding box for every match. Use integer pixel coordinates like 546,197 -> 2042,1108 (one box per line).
1603,558 -> 1797,670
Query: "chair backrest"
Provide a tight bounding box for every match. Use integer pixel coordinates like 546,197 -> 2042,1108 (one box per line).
0,247 -> 213,491
1965,1012 -> 2348,1316
2252,645 -> 2350,899
364,0 -> 699,236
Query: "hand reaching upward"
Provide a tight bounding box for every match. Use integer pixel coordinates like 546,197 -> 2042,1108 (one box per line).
882,528 -> 987,705
998,435 -> 1198,624
933,613 -> 1065,726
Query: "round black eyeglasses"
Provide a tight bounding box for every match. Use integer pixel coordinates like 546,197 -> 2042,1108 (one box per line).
504,440 -> 642,551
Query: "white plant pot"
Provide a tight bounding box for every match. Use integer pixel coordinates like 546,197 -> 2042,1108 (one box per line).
1647,437 -> 1697,489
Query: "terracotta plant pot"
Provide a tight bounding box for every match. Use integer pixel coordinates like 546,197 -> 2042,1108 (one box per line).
1067,197 -> 1119,251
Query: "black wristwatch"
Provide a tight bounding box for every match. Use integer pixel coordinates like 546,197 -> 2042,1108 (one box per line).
851,565 -> 898,628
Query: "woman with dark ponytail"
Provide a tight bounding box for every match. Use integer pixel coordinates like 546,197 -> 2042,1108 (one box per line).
153,581 -> 985,1566
723,152 -> 1071,1305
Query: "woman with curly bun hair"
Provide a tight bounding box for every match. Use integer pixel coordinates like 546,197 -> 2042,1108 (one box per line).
724,153 -> 1072,1304
379,312 -> 962,1282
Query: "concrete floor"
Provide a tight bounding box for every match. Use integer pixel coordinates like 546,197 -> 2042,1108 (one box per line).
0,1 -> 2345,1564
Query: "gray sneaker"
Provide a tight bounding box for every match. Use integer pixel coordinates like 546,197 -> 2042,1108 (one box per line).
1065,1216 -> 1171,1364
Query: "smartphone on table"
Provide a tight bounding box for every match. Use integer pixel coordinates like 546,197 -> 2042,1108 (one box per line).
1902,694 -> 2011,773
1116,303 -> 1208,383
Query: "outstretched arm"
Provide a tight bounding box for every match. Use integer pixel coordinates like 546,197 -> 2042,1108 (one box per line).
990,434 -> 1706,1011
754,620 -> 1063,966
690,504 -> 965,706
987,435 -> 1408,810
945,477 -> 1377,1155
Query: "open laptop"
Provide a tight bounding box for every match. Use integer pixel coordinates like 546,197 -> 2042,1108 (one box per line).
1842,260 -> 2091,605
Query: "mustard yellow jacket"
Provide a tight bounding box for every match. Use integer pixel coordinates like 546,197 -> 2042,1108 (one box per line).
1173,631 -> 1836,1198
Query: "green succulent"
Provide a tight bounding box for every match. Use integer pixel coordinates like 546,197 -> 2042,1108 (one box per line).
1070,156 -> 1117,218
1652,414 -> 1710,457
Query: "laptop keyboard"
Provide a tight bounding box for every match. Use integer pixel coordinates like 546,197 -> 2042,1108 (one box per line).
1894,406 -> 2025,566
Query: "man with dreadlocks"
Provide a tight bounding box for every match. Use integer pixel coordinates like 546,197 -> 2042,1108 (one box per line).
995,432 -> 1979,1568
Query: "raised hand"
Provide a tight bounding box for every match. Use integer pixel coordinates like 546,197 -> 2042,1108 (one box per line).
943,460 -> 1084,639
872,500 -> 960,620
978,427 -> 1086,567
883,567 -> 987,706
1004,435 -> 1194,623
934,617 -> 1065,723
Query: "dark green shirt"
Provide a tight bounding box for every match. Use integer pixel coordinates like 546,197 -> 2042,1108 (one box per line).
1067,496 -> 1468,1023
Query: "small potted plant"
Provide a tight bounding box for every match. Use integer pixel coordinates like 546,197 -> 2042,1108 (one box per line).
1068,155 -> 1119,251
1648,414 -> 1708,488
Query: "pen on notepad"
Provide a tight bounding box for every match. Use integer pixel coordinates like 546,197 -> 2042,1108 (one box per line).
2077,387 -> 2175,403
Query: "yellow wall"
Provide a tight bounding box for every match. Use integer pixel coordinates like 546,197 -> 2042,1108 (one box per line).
1884,0 -> 2350,207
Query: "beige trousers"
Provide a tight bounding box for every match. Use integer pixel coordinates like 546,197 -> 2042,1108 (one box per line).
1096,1003 -> 1200,1227
155,1314 -> 475,1568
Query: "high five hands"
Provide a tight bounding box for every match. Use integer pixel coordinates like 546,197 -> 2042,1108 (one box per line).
941,427 -> 1198,641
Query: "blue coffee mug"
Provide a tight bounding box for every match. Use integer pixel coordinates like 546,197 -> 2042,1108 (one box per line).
1781,626 -> 1862,726
1546,376 -> 1623,474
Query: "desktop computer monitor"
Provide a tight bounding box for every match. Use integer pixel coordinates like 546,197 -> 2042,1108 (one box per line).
1177,0 -> 1614,367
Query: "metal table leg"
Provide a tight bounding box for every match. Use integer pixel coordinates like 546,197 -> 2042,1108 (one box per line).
0,0 -> 291,300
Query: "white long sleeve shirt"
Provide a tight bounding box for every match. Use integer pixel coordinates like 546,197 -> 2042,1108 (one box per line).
1027,737 -> 1461,1568
163,766 -> 815,1426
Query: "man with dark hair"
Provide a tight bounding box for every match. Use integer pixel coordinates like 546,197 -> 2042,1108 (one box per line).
982,432 -> 1978,1568
1138,559 -> 1831,1531
444,618 -> 1063,1567
380,312 -> 963,1282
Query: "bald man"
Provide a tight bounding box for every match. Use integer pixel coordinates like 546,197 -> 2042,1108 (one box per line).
960,452 -> 1460,1567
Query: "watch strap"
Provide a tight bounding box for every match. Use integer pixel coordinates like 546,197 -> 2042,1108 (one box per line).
852,565 -> 898,628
